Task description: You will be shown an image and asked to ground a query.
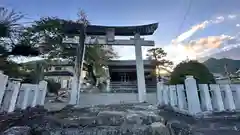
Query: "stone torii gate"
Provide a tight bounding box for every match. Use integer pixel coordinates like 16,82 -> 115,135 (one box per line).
62,22 -> 158,105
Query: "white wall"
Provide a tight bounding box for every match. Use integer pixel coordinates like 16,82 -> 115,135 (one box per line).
216,78 -> 230,84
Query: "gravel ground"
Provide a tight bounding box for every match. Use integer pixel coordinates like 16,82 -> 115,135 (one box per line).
2,103 -> 240,135
44,97 -> 68,111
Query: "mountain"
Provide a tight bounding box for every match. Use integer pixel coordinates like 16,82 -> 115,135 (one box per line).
203,58 -> 240,74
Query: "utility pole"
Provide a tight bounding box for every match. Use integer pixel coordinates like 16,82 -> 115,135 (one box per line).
224,64 -> 231,84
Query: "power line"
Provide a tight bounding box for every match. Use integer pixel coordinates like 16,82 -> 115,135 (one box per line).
175,0 -> 193,39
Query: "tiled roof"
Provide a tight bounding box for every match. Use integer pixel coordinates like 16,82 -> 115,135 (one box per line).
62,22 -> 159,36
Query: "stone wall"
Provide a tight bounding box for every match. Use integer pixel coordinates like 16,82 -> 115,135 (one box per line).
0,73 -> 48,113
157,75 -> 240,116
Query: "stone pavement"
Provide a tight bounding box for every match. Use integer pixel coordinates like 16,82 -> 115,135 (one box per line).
2,103 -> 240,135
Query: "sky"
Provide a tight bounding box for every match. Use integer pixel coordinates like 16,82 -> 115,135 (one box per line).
1,0 -> 240,64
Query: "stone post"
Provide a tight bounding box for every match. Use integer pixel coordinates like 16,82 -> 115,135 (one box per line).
184,76 -> 201,115
20,84 -> 31,110
157,81 -> 164,105
1,81 -> 13,112
209,84 -> 224,111
39,80 -> 48,106
163,85 -> 169,105
105,67 -> 111,92
198,84 -> 213,111
220,84 -> 235,111
7,81 -> 21,112
169,85 -> 176,107
231,84 -> 240,109
69,76 -> 78,105
31,85 -> 39,107
176,84 -> 185,110
0,73 -> 8,106
134,33 -> 146,102
106,79 -> 111,92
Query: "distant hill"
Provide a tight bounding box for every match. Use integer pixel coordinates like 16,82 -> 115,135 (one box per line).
203,58 -> 240,74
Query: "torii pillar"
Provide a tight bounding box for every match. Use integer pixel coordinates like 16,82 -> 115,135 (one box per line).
134,33 -> 146,102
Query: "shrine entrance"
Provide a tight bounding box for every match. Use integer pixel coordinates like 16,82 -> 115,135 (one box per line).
61,21 -> 158,105
120,72 -> 131,82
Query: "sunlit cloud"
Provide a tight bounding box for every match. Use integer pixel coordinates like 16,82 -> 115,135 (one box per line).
114,14 -> 239,64
171,21 -> 209,44
163,44 -> 191,65
185,35 -> 233,52
164,34 -> 239,65
165,13 -> 240,65
171,16 -> 229,45
192,33 -> 240,60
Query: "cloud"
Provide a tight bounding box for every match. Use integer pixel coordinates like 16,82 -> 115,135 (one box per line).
172,16 -> 228,44
185,35 -> 233,52
165,13 -> 240,64
172,21 -> 209,44
195,33 -> 240,60
163,44 -> 192,65
164,34 -> 238,65
114,14 -> 239,63
213,16 -> 225,23
228,14 -> 237,19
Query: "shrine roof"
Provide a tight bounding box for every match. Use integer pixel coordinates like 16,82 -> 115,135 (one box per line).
62,22 -> 158,36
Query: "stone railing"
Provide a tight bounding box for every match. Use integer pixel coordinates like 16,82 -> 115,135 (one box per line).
0,73 -> 48,113
157,76 -> 240,116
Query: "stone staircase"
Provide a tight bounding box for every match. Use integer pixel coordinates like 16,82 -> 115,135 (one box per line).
110,81 -> 156,93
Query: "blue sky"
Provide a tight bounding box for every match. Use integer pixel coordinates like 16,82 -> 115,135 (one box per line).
2,0 -> 240,64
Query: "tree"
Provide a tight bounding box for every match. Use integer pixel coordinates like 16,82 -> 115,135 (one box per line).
21,12 -> 118,84
0,7 -> 40,57
146,48 -> 173,79
0,60 -> 22,77
0,7 -> 23,38
20,59 -> 49,83
169,60 -> 216,84
0,7 -> 40,76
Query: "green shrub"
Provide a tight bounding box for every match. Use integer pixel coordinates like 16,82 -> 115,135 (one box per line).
170,60 -> 216,85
